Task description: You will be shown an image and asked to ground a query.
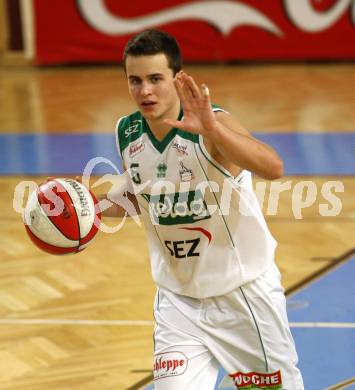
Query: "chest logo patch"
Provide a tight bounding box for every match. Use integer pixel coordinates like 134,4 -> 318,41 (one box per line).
129,140 -> 145,158
157,163 -> 168,178
172,140 -> 188,156
179,161 -> 193,182
124,120 -> 141,137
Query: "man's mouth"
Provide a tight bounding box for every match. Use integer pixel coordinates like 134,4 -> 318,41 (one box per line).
141,101 -> 157,107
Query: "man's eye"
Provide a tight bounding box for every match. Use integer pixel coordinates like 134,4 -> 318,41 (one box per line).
130,79 -> 140,85
151,77 -> 161,83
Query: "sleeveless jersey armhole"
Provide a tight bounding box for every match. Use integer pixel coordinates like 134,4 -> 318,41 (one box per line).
198,106 -> 244,182
114,115 -> 136,193
114,116 -> 127,163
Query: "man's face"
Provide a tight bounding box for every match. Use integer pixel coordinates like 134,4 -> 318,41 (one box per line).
125,54 -> 179,122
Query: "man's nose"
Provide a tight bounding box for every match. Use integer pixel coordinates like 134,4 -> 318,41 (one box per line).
140,81 -> 152,96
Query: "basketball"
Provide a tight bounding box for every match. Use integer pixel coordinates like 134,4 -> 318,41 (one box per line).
23,178 -> 101,255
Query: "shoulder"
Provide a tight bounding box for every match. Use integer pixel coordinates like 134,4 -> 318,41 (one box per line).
115,111 -> 142,134
209,103 -> 249,136
115,111 -> 144,157
211,104 -> 241,130
212,106 -> 251,138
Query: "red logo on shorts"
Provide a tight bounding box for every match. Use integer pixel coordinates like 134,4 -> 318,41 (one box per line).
229,370 -> 282,388
153,351 -> 188,380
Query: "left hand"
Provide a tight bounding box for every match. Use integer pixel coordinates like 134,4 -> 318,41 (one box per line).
164,72 -> 218,137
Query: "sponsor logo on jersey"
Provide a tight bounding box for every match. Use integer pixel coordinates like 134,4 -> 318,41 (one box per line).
164,227 -> 212,259
179,161 -> 193,182
141,189 -> 211,225
229,370 -> 282,389
180,226 -> 212,244
128,140 -> 145,158
164,238 -> 200,259
124,120 -> 141,137
156,163 -> 167,178
153,351 -> 188,380
172,140 -> 188,156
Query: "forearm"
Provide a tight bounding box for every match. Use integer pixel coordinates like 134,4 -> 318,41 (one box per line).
207,122 -> 283,180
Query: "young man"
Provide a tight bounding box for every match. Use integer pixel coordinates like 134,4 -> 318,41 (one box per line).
102,29 -> 304,389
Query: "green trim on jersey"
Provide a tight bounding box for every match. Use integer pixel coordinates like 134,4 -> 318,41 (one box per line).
194,143 -> 236,248
176,128 -> 199,143
197,104 -> 233,178
142,109 -> 183,153
117,104 -> 223,156
211,103 -> 224,111
198,142 -> 232,179
140,190 -> 211,226
117,112 -> 145,157
117,109 -> 186,155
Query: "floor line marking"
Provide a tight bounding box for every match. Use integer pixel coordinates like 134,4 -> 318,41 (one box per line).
286,249 -> 355,297
289,322 -> 355,329
325,377 -> 355,390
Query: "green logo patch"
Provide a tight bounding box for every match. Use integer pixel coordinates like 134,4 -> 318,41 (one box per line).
156,163 -> 167,178
141,189 -> 211,225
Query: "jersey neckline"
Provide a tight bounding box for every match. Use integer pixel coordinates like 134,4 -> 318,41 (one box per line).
142,109 -> 183,154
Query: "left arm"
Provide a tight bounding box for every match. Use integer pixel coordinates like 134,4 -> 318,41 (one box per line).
164,72 -> 283,180
208,111 -> 283,180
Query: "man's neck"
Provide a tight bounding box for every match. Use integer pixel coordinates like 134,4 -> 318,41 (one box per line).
146,101 -> 181,141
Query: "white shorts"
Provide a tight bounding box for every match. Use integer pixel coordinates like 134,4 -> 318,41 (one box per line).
152,264 -> 304,389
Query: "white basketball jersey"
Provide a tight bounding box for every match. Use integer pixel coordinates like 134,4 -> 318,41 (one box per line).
116,107 -> 277,298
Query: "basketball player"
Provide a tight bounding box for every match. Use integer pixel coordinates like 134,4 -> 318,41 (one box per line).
99,30 -> 304,389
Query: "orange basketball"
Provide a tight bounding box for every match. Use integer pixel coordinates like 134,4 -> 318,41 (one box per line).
23,178 -> 101,255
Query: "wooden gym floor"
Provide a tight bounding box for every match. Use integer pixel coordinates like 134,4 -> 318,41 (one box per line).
0,63 -> 354,389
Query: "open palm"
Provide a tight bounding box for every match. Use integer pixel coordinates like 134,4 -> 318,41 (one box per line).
164,72 -> 218,136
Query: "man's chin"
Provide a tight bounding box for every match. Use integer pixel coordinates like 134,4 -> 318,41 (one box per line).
140,109 -> 160,121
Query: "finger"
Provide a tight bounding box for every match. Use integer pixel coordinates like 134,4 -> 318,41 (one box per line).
201,84 -> 210,98
186,76 -> 202,99
174,78 -> 191,109
176,71 -> 193,100
201,84 -> 211,108
180,73 -> 196,100
173,77 -> 184,100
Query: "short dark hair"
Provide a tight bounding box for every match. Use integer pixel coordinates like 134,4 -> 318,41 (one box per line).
123,29 -> 182,75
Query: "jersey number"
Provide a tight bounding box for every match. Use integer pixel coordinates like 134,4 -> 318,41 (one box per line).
164,238 -> 200,259
130,163 -> 141,184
